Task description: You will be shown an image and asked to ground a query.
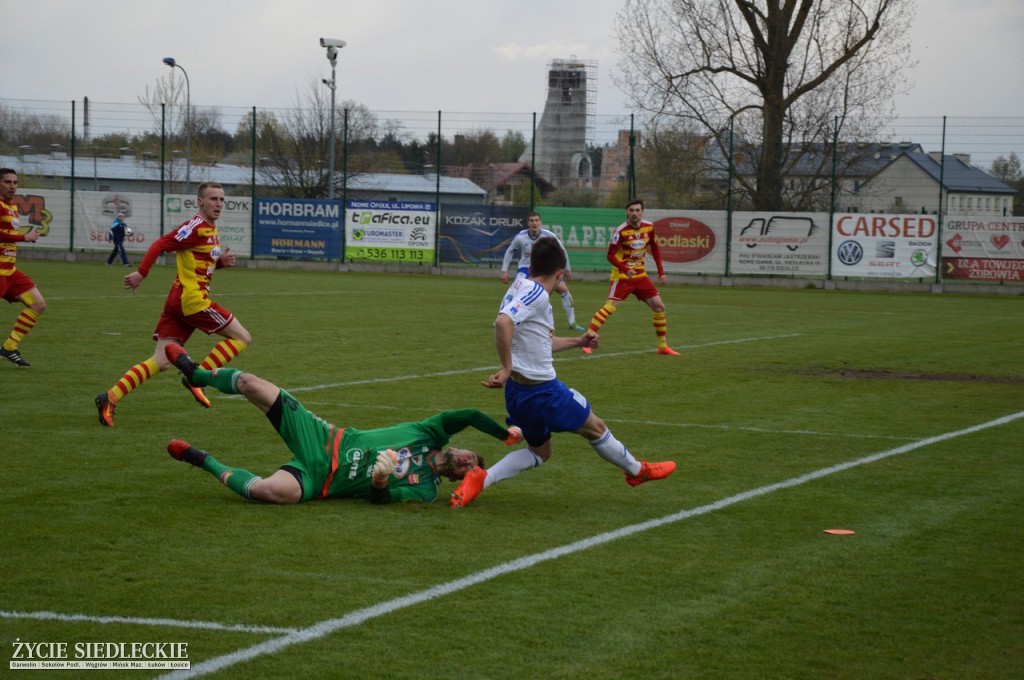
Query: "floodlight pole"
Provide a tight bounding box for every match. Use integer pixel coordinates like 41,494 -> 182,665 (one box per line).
162,57 -> 191,194
320,39 -> 346,200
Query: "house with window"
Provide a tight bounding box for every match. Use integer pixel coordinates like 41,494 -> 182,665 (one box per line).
445,162 -> 554,205
703,141 -> 926,211
850,151 -> 1016,216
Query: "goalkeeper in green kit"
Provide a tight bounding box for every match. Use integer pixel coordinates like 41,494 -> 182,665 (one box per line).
164,344 -> 521,504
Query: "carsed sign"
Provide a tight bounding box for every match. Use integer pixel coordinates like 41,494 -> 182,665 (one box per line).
831,214 -> 937,277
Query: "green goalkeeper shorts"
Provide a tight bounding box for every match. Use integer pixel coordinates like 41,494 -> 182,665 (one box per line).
270,389 -> 338,502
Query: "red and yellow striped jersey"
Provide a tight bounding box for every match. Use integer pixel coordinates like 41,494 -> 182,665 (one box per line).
606,219 -> 665,282
0,199 -> 30,278
138,215 -> 223,315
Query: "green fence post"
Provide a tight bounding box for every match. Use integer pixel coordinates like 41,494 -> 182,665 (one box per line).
250,106 -> 256,260
935,116 -> 947,285
341,107 -> 349,262
435,110 -> 441,267
69,100 -> 75,253
628,114 -> 636,201
160,104 -> 166,236
725,116 -> 734,276
530,111 -> 537,211
827,116 -> 839,281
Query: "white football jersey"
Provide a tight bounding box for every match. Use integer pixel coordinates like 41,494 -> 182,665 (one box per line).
501,229 -> 572,274
498,277 -> 556,382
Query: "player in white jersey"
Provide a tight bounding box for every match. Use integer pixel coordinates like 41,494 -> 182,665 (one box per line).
500,212 -> 586,331
451,236 -> 676,507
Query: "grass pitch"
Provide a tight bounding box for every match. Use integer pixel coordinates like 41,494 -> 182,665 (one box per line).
2,260 -> 1023,678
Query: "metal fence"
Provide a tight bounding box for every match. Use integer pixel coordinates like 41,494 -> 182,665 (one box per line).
2,98 -> 1022,212
3,98 -> 1023,286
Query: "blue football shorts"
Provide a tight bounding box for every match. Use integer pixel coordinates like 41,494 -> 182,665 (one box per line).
504,378 -> 591,446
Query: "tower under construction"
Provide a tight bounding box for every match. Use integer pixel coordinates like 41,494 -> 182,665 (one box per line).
520,58 -> 597,190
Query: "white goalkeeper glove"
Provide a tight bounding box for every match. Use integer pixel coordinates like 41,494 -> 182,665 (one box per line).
372,449 -> 400,481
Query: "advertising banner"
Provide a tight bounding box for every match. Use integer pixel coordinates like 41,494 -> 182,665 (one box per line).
253,198 -> 341,259
73,191 -> 163,253
344,200 -> 435,263
6,189 -> 71,250
941,216 -> 1024,281
831,213 -> 938,278
645,209 -> 727,275
438,205 -> 528,265
166,193 -> 253,256
537,207 -> 624,271
540,207 -> 727,275
730,211 -> 829,276
69,191 -> 255,255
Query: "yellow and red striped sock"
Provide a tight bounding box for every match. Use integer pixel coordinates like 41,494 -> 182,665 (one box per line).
109,358 -> 160,405
653,311 -> 668,347
588,302 -> 617,333
200,339 -> 248,371
3,308 -> 41,351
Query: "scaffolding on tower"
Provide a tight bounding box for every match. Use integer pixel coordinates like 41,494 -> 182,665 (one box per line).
520,57 -> 598,190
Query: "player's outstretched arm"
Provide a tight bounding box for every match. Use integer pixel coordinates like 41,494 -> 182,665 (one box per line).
439,409 -> 518,443
552,330 -> 598,353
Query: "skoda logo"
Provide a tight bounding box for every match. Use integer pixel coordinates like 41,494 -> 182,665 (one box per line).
836,240 -> 863,266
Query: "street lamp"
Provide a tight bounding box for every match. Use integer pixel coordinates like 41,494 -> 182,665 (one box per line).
319,38 -> 346,200
162,57 -> 191,194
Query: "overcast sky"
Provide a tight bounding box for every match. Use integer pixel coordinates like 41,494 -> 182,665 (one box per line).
4,0 -> 1023,135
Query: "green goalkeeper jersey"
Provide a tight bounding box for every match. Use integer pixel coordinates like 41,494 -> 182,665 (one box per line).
274,391 -> 508,503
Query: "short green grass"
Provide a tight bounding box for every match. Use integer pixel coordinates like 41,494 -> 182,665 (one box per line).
2,261 -> 1023,679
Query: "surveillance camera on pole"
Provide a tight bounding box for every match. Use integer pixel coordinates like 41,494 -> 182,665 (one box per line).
319,38 -> 346,200
320,37 -> 346,66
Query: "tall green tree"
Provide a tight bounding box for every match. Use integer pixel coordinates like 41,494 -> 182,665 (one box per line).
991,152 -> 1023,216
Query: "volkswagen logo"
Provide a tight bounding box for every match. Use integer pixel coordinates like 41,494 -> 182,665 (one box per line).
836,240 -> 863,266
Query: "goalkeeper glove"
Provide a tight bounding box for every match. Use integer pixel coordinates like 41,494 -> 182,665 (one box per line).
372,449 -> 400,481
504,426 -> 523,446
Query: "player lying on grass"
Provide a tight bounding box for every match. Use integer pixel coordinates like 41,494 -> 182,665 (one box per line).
451,236 -> 676,508
164,344 -> 522,504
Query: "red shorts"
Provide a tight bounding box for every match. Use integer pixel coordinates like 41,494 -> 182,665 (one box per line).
0,270 -> 36,303
607,275 -> 660,302
152,285 -> 235,343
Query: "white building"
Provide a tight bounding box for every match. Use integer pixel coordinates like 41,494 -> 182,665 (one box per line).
852,151 -> 1015,216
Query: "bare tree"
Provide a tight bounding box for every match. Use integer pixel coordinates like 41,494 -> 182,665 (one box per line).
138,72 -> 189,132
255,81 -> 385,198
0,103 -> 72,154
138,72 -> 190,184
254,81 -> 333,198
616,0 -> 916,210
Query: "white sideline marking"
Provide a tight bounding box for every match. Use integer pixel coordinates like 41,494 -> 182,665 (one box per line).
161,409 -> 1024,679
0,610 -> 297,635
604,418 -> 917,440
280,334 -> 801,394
